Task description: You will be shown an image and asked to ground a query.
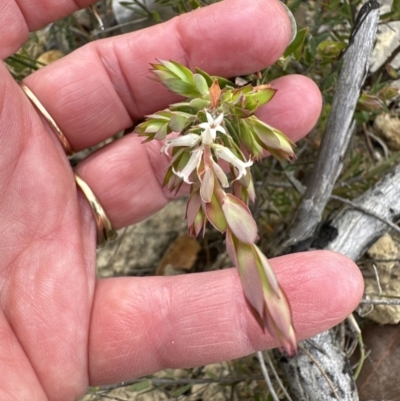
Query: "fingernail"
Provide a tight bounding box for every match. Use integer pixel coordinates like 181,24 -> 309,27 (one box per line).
280,2 -> 297,44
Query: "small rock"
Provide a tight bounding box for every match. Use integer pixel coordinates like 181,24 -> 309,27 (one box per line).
364,277 -> 400,324
362,233 -> 400,324
374,114 -> 400,151
370,21 -> 400,73
37,50 -> 64,67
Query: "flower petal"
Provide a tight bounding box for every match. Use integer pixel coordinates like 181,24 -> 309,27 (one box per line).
212,144 -> 253,180
214,113 -> 224,126
172,147 -> 203,184
161,134 -> 200,155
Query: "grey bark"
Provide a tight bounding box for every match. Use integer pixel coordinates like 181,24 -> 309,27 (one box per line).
326,165 -> 400,258
281,2 -> 380,252
275,331 -> 355,401
275,3 -> 381,401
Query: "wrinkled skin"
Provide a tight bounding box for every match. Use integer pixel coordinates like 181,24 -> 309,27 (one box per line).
0,1 -> 363,400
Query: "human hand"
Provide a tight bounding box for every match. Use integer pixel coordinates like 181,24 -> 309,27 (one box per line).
0,1 -> 363,400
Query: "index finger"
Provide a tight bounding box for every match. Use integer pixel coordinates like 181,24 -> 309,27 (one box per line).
23,0 -> 294,151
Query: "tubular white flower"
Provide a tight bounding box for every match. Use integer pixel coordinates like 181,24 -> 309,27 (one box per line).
199,112 -> 226,145
172,147 -> 203,184
212,144 -> 253,180
161,134 -> 201,155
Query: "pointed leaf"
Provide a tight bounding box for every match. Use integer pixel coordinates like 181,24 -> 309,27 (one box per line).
163,79 -> 201,97
169,114 -> 190,132
158,60 -> 194,83
154,123 -> 169,140
190,98 -> 210,110
195,66 -> 213,86
193,73 -> 209,96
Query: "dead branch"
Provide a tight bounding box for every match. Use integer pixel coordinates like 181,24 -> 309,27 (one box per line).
275,3 -> 380,401
282,2 -> 380,251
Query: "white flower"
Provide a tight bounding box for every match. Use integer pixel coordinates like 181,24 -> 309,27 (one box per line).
161,134 -> 201,155
172,147 -> 203,184
199,112 -> 226,145
212,144 -> 253,180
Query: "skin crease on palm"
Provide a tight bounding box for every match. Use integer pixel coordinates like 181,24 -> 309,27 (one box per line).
0,0 -> 364,400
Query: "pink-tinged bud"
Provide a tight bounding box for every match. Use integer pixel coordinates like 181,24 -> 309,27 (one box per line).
186,191 -> 207,237
190,207 -> 207,237
204,193 -> 228,233
227,230 -> 297,355
263,286 -> 297,355
227,230 -> 265,317
221,194 -> 258,244
186,191 -> 201,227
200,168 -> 214,203
252,245 -> 297,355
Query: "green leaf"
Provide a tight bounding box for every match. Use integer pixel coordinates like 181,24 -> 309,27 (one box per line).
144,120 -> 166,134
172,384 -> 192,397
163,79 -> 201,97
195,66 -> 213,86
237,119 -> 264,159
158,60 -> 194,84
244,87 -> 277,110
189,97 -> 210,109
129,379 -> 152,392
214,76 -> 234,89
168,114 -> 190,132
193,73 -> 209,95
170,102 -> 199,114
154,123 -> 169,140
283,27 -> 308,59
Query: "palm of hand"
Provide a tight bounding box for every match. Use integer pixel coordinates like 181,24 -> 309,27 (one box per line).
0,1 -> 363,400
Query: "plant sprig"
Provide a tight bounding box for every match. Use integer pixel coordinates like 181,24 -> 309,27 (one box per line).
135,60 -> 297,354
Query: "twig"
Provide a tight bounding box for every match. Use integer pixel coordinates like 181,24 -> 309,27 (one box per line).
265,352 -> 293,401
359,297 -> 400,306
329,194 -> 400,235
372,264 -> 383,295
95,375 -> 264,392
346,314 -> 365,381
256,351 -> 280,401
90,5 -> 105,31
